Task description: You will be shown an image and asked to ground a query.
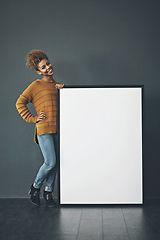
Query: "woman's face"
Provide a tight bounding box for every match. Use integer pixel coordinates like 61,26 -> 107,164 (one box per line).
37,58 -> 54,76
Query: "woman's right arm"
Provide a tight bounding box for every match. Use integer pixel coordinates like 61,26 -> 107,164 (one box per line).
15,85 -> 38,123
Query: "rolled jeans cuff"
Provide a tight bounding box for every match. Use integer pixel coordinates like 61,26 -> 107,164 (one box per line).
45,186 -> 53,192
33,182 -> 42,189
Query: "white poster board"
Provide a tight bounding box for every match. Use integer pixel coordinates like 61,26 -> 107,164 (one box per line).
59,87 -> 143,204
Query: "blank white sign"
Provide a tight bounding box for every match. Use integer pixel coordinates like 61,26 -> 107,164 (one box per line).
59,87 -> 143,204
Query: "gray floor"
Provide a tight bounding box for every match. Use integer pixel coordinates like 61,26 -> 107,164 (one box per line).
0,199 -> 160,240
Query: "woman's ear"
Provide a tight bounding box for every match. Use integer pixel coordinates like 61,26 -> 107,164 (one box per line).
36,70 -> 42,75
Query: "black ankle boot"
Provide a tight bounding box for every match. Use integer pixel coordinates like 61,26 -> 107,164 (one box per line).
28,184 -> 41,206
43,191 -> 56,207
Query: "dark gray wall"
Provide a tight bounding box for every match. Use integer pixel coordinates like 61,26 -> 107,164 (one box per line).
0,0 -> 160,198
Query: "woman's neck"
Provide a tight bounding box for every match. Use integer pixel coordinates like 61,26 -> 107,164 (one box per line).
41,75 -> 54,82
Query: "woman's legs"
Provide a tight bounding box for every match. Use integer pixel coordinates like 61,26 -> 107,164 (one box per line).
33,133 -> 57,192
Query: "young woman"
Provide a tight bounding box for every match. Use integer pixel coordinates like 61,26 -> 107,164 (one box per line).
16,50 -> 64,207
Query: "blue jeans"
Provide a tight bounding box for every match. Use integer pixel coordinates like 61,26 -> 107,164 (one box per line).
33,133 -> 57,192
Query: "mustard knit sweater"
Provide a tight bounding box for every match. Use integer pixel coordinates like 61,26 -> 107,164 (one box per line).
16,79 -> 59,142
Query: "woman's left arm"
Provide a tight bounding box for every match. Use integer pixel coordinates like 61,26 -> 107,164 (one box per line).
55,83 -> 65,89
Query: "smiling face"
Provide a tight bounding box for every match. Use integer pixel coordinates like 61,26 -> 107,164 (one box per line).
37,58 -> 54,76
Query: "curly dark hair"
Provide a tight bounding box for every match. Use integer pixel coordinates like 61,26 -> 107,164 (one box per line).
26,50 -> 49,70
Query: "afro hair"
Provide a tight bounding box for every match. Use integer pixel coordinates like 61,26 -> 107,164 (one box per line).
26,50 -> 49,71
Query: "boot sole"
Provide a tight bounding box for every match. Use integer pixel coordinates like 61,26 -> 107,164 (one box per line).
30,199 -> 40,206
44,199 -> 56,207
